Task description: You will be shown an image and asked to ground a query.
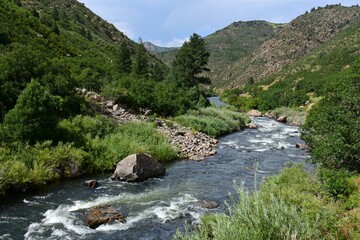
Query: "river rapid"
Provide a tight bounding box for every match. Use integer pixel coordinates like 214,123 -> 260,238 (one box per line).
0,117 -> 308,240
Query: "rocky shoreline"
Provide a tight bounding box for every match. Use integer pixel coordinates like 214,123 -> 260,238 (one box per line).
78,88 -> 219,160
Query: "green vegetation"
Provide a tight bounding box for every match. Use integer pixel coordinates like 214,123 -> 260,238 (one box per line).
175,165 -> 360,240
301,60 -> 360,172
175,107 -> 249,137
0,115 -> 177,195
0,0 -> 213,195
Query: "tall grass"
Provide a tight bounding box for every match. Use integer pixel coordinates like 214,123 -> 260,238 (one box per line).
269,107 -> 307,125
175,107 -> 249,137
0,115 -> 177,195
175,165 -> 344,240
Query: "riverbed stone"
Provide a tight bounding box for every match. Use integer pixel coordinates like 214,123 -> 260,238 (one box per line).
247,109 -> 262,117
194,200 -> 219,209
84,205 -> 125,229
246,123 -> 258,129
277,116 -> 287,123
111,153 -> 166,182
84,180 -> 99,189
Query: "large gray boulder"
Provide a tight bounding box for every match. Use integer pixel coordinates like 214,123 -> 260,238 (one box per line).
111,153 -> 166,182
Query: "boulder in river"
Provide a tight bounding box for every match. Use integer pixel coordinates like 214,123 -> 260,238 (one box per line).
111,153 -> 166,182
85,205 -> 125,229
246,123 -> 258,129
194,200 -> 219,209
247,109 -> 262,117
84,180 -> 99,189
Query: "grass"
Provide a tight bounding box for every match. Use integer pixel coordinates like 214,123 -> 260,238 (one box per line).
268,107 -> 307,125
175,165 -> 360,240
175,107 -> 250,137
0,115 -> 177,195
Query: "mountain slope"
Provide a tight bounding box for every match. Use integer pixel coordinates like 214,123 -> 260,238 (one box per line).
0,0 -> 160,118
144,41 -> 177,53
219,5 -> 360,88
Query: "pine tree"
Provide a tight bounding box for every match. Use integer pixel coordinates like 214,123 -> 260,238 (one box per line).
132,38 -> 148,77
118,41 -> 132,74
172,33 -> 210,87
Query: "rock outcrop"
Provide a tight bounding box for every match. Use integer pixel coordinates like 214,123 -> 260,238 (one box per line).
194,200 -> 220,209
84,205 -> 125,229
111,153 -> 166,182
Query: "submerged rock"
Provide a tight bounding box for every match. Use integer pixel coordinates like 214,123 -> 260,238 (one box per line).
246,123 -> 258,129
111,153 -> 166,182
83,180 -> 99,189
194,200 -> 219,209
85,205 -> 125,229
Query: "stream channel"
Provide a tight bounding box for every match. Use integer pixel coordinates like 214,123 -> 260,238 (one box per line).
0,117 -> 309,240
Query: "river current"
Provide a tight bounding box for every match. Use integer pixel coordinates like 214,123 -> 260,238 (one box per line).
0,117 -> 308,240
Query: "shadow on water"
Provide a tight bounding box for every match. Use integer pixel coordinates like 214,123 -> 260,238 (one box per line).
0,117 -> 309,240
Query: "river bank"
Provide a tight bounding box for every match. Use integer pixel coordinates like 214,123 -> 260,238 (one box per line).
0,117 -> 309,239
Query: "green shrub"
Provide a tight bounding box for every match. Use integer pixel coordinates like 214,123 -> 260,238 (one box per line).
175,107 -> 249,137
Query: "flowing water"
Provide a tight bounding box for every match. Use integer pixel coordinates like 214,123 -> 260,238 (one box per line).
0,117 -> 308,240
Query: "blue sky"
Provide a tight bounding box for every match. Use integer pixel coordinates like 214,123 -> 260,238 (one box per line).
78,0 -> 360,47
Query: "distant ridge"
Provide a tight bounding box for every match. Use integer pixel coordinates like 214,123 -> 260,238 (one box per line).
143,41 -> 177,53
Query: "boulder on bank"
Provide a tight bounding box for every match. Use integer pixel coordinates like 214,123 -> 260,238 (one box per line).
296,143 -> 309,151
84,205 -> 125,229
84,180 -> 99,189
276,116 -> 287,123
111,153 -> 166,182
247,109 -> 262,117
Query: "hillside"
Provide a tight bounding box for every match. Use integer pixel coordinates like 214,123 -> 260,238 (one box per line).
0,0 -> 167,119
154,20 -> 280,78
143,41 -> 177,53
217,5 -> 360,88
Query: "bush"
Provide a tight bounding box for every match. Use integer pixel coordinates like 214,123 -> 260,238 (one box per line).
301,62 -> 360,172
175,107 -> 249,137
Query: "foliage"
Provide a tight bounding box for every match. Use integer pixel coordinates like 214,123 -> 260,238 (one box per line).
0,114 -> 177,195
172,33 -> 210,87
175,107 -> 249,137
175,165 -> 343,240
301,61 -> 360,172
3,80 -> 59,144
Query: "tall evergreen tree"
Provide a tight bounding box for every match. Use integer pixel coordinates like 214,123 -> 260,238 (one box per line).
172,33 -> 210,87
118,41 -> 132,74
132,38 -> 148,77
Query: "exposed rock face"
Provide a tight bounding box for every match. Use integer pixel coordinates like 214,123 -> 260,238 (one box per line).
111,153 -> 166,182
84,180 -> 99,189
194,200 -> 220,209
276,116 -> 287,123
247,109 -> 262,117
84,205 -> 125,229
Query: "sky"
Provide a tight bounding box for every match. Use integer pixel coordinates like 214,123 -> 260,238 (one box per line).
78,0 -> 360,47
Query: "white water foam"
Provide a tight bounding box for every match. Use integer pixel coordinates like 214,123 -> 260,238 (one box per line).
24,191 -> 202,239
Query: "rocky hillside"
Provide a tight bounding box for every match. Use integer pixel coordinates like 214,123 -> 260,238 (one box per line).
154,5 -> 360,90
143,41 -> 177,53
216,5 -> 360,88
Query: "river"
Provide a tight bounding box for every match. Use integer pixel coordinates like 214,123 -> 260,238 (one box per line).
0,117 -> 308,240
